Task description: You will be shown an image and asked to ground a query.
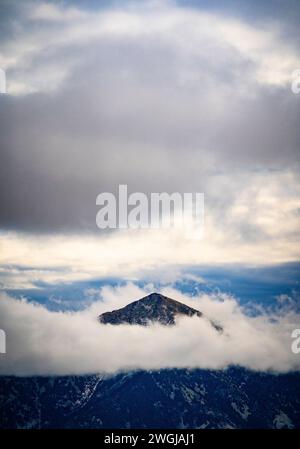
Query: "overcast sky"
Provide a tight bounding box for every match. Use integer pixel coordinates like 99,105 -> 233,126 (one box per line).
0,0 -> 300,285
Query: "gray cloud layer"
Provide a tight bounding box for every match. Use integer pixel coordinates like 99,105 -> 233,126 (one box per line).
0,1 -> 299,235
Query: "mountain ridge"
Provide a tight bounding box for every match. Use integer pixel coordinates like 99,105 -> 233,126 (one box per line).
98,292 -> 202,326
1,368 -> 299,428
98,292 -> 222,331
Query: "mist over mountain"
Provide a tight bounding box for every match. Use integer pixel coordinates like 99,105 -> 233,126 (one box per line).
1,288 -> 299,376
1,291 -> 300,429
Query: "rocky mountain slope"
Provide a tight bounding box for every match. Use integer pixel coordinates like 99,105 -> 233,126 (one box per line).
1,368 -> 299,428
98,292 -> 222,331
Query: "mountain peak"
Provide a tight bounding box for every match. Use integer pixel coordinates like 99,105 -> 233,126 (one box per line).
98,292 -> 204,326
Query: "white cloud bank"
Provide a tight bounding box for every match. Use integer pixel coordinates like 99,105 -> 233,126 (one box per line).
0,285 -> 299,376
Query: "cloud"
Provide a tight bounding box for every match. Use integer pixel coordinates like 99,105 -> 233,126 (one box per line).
1,169 -> 300,290
2,1 -> 299,94
0,1 -> 299,235
0,285 -> 299,376
0,2 -> 299,296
